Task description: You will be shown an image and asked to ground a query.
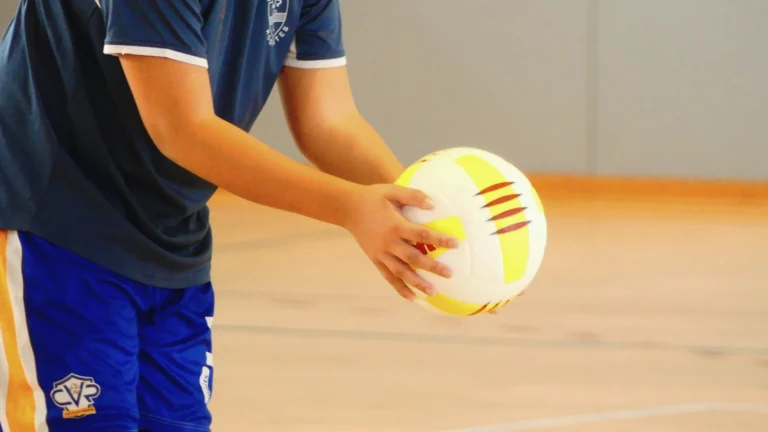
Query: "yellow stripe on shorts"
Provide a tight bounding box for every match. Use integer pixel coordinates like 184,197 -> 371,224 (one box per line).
0,230 -> 39,432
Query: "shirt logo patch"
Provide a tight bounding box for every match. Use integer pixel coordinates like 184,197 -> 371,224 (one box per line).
50,374 -> 102,419
267,0 -> 291,46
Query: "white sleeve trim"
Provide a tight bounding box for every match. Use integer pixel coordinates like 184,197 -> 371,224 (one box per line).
104,45 -> 209,69
284,38 -> 347,69
284,56 -> 347,69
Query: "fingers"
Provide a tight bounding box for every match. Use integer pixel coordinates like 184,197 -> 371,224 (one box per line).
384,185 -> 435,210
375,262 -> 415,301
400,222 -> 459,250
380,254 -> 436,296
380,184 -> 459,249
392,240 -> 452,279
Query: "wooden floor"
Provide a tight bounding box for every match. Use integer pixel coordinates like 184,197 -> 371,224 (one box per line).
205,179 -> 768,431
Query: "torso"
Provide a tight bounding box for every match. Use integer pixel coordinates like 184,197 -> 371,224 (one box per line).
0,0 -> 342,287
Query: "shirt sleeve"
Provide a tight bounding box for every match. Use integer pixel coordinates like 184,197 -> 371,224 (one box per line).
284,0 -> 347,69
99,0 -> 209,69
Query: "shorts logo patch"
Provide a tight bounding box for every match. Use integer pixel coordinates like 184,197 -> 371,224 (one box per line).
50,373 -> 101,419
200,367 -> 212,404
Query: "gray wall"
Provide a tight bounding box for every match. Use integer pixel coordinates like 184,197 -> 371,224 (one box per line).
0,0 -> 15,30
1,1 -> 765,180
596,0 -> 768,180
255,0 -> 768,181
255,0 -> 591,174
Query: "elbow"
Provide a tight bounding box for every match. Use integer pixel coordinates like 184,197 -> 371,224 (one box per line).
142,116 -> 178,157
289,118 -> 327,155
141,115 -> 180,158
143,115 -> 209,162
290,111 -> 359,155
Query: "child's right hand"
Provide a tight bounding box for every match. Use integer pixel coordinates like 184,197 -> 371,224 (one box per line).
342,184 -> 458,301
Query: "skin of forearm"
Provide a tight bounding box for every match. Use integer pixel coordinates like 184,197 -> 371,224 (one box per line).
294,112 -> 405,185
159,115 -> 362,228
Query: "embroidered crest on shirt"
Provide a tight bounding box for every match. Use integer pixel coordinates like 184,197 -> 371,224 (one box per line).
267,0 -> 290,46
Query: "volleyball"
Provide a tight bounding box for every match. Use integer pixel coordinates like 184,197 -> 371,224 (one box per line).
395,147 -> 547,316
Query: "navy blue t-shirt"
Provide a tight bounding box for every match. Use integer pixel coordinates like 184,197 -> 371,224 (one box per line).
0,0 -> 346,288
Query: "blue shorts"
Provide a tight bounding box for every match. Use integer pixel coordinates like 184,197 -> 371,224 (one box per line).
0,230 -> 215,432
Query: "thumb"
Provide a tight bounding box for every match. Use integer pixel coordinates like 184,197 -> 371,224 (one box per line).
384,185 -> 435,210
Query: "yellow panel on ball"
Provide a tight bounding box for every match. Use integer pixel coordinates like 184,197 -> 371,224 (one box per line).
416,216 -> 466,259
394,161 -> 424,188
411,215 -> 511,316
422,292 -> 516,316
455,154 -> 531,284
394,151 -> 443,188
